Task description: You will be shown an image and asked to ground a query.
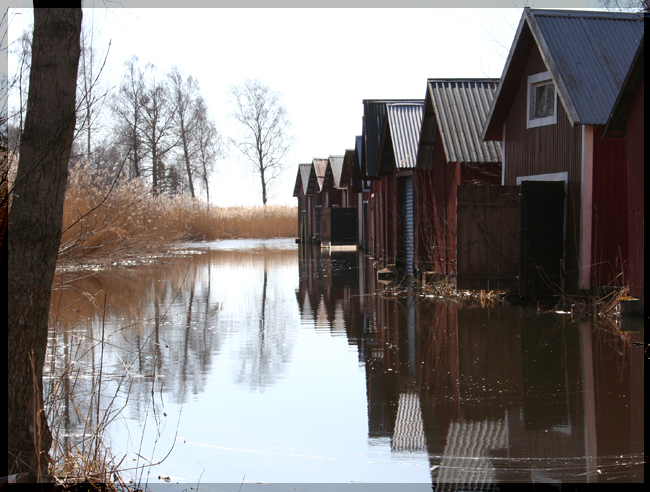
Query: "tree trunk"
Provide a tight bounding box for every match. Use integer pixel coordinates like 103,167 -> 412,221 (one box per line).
260,170 -> 267,205
151,121 -> 159,194
203,174 -> 210,210
7,7 -> 82,476
182,130 -> 195,198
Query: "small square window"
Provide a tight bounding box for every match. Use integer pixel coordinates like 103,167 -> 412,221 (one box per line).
527,72 -> 557,128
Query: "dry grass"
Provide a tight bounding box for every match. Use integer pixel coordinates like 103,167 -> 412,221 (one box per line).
58,162 -> 297,263
379,271 -> 505,309
553,285 -> 630,320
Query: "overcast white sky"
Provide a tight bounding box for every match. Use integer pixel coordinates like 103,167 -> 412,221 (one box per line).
4,1 -> 608,207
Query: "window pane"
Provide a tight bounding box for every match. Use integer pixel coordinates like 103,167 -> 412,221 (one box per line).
533,83 -> 555,119
545,83 -> 555,116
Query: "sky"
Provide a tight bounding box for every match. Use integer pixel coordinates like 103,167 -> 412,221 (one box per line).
3,1 -> 610,207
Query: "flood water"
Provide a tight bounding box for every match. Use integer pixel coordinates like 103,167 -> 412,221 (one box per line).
47,238 -> 644,488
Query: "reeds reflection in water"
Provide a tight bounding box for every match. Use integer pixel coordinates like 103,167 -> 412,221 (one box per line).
46,239 -> 644,485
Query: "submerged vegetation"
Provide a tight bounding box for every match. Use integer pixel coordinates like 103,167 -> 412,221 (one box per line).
381,268 -> 632,322
57,162 -> 297,265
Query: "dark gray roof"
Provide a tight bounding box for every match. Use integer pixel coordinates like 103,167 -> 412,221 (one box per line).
385,102 -> 424,170
483,8 -> 645,140
363,100 -> 420,177
428,79 -> 502,163
355,135 -> 363,174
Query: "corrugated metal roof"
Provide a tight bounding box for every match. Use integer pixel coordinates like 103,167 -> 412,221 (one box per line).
386,102 -> 424,170
293,164 -> 312,197
343,149 -> 356,190
483,8 -> 645,139
364,100 -> 420,176
530,9 -> 644,125
328,155 -> 345,188
428,79 -> 502,163
313,158 -> 328,192
299,163 -> 312,196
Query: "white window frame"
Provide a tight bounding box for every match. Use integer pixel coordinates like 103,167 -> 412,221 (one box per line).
527,72 -> 557,129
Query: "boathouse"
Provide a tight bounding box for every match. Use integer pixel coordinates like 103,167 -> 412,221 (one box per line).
293,163 -> 313,243
353,135 -> 372,251
309,158 -> 328,243
361,99 -> 421,263
376,101 -> 424,277
320,155 -> 358,247
414,79 -> 502,283
481,8 -> 644,294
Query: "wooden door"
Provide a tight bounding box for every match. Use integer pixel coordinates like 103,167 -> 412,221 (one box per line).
456,185 -> 521,291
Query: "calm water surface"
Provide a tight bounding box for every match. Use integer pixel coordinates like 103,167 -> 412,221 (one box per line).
48,238 -> 644,486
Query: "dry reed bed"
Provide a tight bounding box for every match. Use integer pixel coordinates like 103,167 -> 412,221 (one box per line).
59,163 -> 297,263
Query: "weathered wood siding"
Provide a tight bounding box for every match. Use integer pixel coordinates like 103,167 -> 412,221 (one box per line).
427,127 -> 458,276
456,185 -> 521,291
297,194 -> 310,243
416,124 -> 501,278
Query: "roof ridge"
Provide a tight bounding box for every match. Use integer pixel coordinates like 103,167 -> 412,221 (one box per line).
528,8 -> 643,20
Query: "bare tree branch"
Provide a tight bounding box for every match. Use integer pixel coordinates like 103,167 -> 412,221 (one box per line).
229,79 -> 293,205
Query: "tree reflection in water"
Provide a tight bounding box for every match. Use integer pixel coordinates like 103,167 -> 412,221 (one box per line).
46,240 -> 644,484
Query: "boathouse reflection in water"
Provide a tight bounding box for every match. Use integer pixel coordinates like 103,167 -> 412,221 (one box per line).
47,239 -> 643,484
297,243 -> 644,484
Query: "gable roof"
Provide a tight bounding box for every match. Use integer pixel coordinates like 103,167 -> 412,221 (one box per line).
384,102 -> 424,170
483,8 -> 645,140
426,79 -> 502,164
363,99 -> 421,177
304,159 -> 326,195
322,155 -> 345,189
312,158 -> 328,192
342,148 -> 360,191
292,163 -> 312,197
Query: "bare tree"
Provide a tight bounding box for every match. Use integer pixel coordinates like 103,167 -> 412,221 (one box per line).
111,55 -> 149,179
229,79 -> 293,205
7,7 -> 82,476
168,65 -> 200,198
6,27 -> 33,154
140,65 -> 179,194
599,0 -> 650,10
194,95 -> 223,207
75,10 -> 112,163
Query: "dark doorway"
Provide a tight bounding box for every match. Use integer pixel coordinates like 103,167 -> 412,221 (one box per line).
331,208 -> 358,246
520,180 -> 565,296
